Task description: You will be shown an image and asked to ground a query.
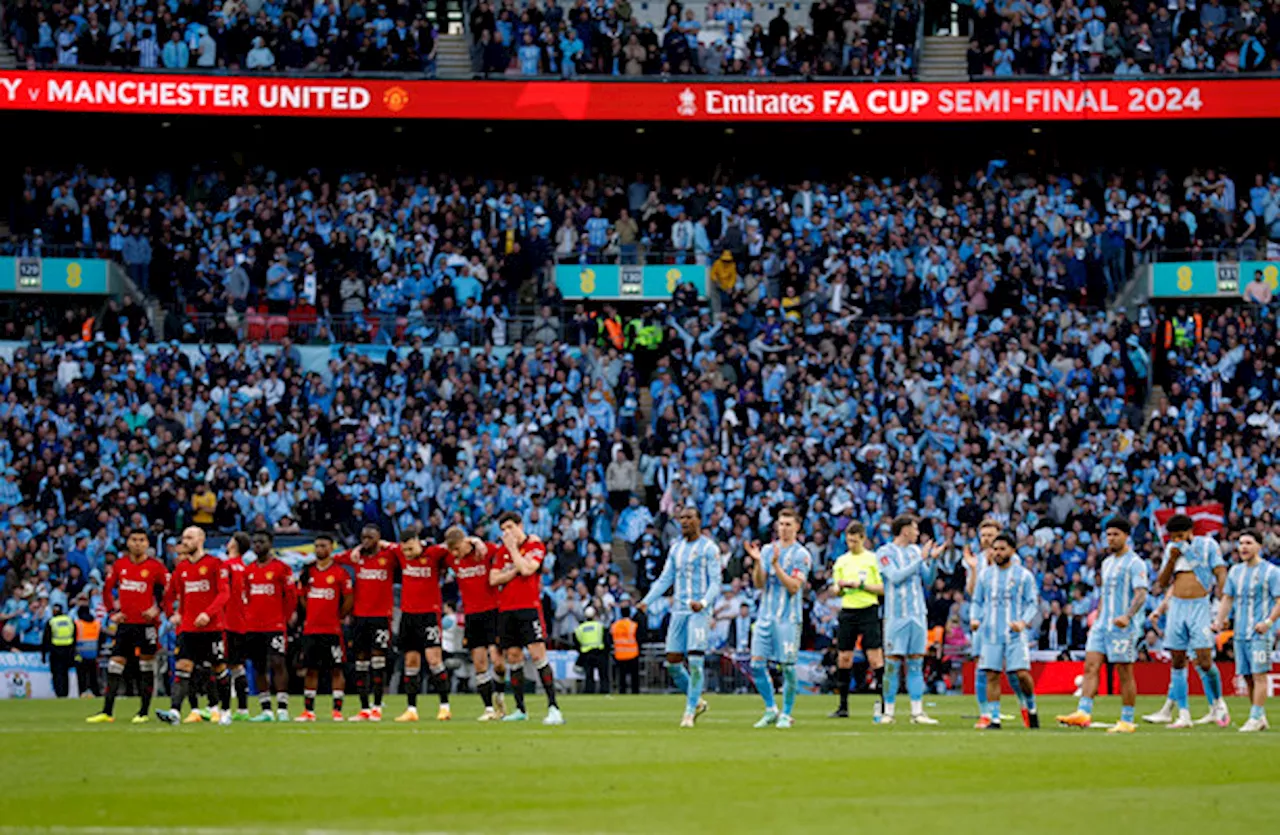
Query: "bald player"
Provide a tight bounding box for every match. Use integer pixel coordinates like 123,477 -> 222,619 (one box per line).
157,527 -> 233,726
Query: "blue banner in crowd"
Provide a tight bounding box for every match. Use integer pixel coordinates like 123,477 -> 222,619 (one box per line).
0,257 -> 112,294
1151,260 -> 1280,298
0,651 -> 75,699
555,264 -> 707,301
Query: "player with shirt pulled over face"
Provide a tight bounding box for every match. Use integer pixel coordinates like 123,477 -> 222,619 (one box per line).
1144,513 -> 1229,728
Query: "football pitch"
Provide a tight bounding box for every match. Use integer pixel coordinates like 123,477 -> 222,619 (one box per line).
2,695 -> 1278,834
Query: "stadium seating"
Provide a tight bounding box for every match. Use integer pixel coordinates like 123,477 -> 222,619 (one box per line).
1,159 -> 1277,663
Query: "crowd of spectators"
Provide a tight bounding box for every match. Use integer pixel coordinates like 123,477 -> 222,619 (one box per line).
13,162 -> 1280,341
469,0 -> 919,78
962,0 -> 1280,78
2,0 -> 440,74
2,158 -> 1279,672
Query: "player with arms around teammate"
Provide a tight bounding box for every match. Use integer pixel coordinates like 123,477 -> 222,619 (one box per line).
87,528 -> 168,724
222,532 -> 253,721
877,514 -> 944,725
1057,517 -> 1148,733
971,532 -> 1040,729
1143,513 -> 1230,728
334,525 -> 397,722
243,529 -> 298,722
1213,530 -> 1280,732
745,507 -> 811,729
391,528 -> 453,723
445,526 -> 507,721
490,511 -> 564,725
296,533 -> 354,722
828,522 -> 884,720
638,507 -> 720,728
158,527 -> 233,726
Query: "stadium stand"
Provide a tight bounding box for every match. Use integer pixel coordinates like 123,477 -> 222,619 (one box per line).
1,158 -> 1277,673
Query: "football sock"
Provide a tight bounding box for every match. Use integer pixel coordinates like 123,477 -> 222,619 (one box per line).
207,668 -> 219,709
430,664 -> 449,707
1250,705 -> 1265,721
493,671 -> 506,697
974,666 -> 988,713
404,666 -> 421,709
906,657 -> 925,706
476,670 -> 494,708
371,656 -> 386,708
666,661 -> 690,695
883,659 -> 900,708
216,668 -> 232,711
333,690 -> 344,712
234,669 -> 248,711
1023,690 -> 1037,713
511,667 -> 527,712
276,693 -> 288,712
1121,705 -> 1135,723
1005,671 -> 1027,709
781,663 -> 798,716
1196,664 -> 1222,707
137,659 -> 155,716
103,660 -> 124,716
1170,666 -> 1189,711
872,665 -> 885,709
260,694 -> 273,712
355,660 -> 370,710
686,655 -> 705,714
537,662 -> 558,709
988,701 -> 1000,722
305,689 -> 316,712
172,668 -> 190,712
836,666 -> 851,710
750,659 -> 776,711
1077,696 -> 1094,715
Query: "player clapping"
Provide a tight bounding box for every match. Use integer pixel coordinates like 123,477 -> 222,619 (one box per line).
1213,530 -> 1280,733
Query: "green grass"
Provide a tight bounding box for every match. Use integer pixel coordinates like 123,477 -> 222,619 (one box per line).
0,694 -> 1277,834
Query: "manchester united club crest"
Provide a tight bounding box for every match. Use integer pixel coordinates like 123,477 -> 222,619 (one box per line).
383,86 -> 409,113
140,570 -> 148,578
199,566 -> 208,575
378,558 -> 386,566
326,575 -> 335,584
265,572 -> 274,580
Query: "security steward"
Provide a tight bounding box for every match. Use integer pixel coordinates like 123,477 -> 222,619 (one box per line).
574,606 -> 610,694
829,523 -> 885,719
42,603 -> 78,698
611,606 -> 641,694
74,602 -> 102,697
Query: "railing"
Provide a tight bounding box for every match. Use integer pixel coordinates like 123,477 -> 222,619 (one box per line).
175,310 -> 570,345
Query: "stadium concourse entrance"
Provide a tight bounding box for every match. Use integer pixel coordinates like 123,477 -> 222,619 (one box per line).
6,113 -> 1280,189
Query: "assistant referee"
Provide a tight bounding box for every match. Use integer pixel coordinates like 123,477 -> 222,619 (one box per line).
829,523 -> 885,719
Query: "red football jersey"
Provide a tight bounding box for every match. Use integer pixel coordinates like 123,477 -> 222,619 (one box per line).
493,538 -> 546,612
397,544 -> 446,615
335,546 -> 396,618
302,562 -> 353,636
244,559 -> 298,633
104,556 -> 169,625
224,556 -> 248,633
164,554 -> 231,633
448,542 -> 499,614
